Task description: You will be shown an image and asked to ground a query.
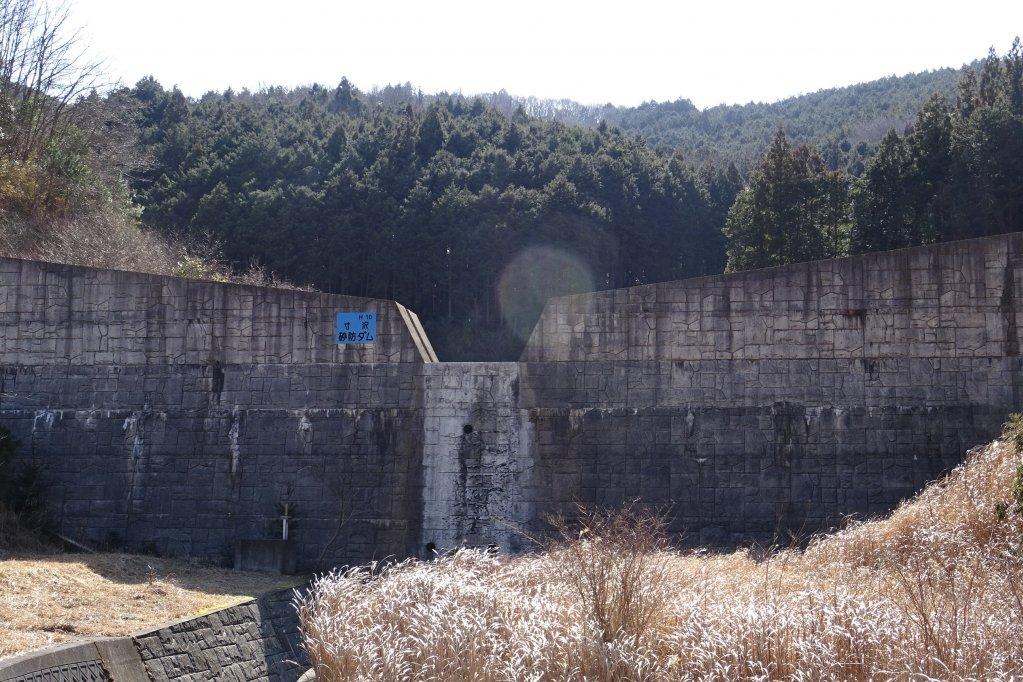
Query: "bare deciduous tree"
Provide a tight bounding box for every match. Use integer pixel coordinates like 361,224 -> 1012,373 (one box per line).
0,0 -> 102,163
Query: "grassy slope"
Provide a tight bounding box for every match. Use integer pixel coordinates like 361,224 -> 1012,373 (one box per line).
300,424 -> 1023,681
0,552 -> 302,658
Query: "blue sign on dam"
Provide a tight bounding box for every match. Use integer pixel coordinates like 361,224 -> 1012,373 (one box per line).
335,311 -> 376,344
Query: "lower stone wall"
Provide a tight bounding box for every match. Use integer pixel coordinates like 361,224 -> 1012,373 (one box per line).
517,356 -> 1020,544
0,363 -> 424,571
527,404 -> 993,545
0,586 -> 306,682
1,354 -> 1016,568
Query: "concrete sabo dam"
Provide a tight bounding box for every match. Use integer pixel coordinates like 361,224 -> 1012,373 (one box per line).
2,233 -> 1022,572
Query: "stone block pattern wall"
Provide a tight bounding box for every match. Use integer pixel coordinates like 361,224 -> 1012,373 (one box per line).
0,256 -> 433,570
2,235 -> 1023,569
0,363 -> 425,570
0,586 -> 306,682
518,360 -> 1005,544
523,233 -> 1023,363
135,587 -> 306,681
0,257 -> 434,365
0,656 -> 106,682
512,234 -> 1023,543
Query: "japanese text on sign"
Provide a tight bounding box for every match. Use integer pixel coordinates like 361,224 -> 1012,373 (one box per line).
336,312 -> 376,344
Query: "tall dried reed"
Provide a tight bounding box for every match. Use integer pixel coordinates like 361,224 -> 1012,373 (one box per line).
299,418 -> 1023,681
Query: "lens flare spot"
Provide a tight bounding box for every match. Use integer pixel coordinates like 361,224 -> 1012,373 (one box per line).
497,246 -> 595,343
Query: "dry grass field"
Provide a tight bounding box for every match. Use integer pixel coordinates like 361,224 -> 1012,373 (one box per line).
299,419 -> 1023,681
0,552 -> 300,658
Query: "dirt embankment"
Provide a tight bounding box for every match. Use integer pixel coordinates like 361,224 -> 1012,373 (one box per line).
0,552 -> 301,658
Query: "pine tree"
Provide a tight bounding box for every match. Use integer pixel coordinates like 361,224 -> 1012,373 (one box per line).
723,128 -> 849,272
1006,37 -> 1023,112
850,130 -> 916,253
416,105 -> 446,159
956,68 -> 979,119
979,48 -> 1004,107
329,78 -> 362,116
908,95 -> 954,240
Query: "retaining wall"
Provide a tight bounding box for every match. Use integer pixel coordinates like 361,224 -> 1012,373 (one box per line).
0,363 -> 425,568
0,257 -> 435,365
508,233 -> 1023,544
523,232 -> 1023,363
0,586 -> 306,682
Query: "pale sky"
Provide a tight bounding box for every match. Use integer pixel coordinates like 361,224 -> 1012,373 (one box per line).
71,0 -> 1023,109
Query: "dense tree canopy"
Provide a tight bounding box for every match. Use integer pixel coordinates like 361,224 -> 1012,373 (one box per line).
126,83 -> 733,358
723,40 -> 1023,273
723,129 -> 848,272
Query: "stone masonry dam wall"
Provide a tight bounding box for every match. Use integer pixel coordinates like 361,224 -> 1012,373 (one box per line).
0,258 -> 435,568
2,234 -> 1022,570
518,232 -> 1023,543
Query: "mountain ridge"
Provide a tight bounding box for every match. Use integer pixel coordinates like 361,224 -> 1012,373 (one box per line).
364,61 -> 972,173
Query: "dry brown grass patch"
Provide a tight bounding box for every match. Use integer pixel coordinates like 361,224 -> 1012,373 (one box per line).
0,552 -> 300,658
300,420 -> 1023,681
0,213 -> 310,290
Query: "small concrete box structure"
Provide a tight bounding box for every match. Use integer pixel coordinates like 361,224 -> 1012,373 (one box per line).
235,539 -> 298,574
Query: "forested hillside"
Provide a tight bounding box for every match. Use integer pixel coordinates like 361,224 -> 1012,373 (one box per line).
545,67 -> 965,172
370,65 -> 966,175
110,42 -> 1022,359
126,82 -> 736,359
723,43 -> 1023,273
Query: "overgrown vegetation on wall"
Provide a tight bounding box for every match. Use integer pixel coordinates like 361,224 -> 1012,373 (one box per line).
0,426 -> 50,553
298,420 -> 1023,681
0,0 -> 173,271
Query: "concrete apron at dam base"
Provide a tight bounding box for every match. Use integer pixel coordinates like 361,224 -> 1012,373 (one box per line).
1,232 -> 1022,677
